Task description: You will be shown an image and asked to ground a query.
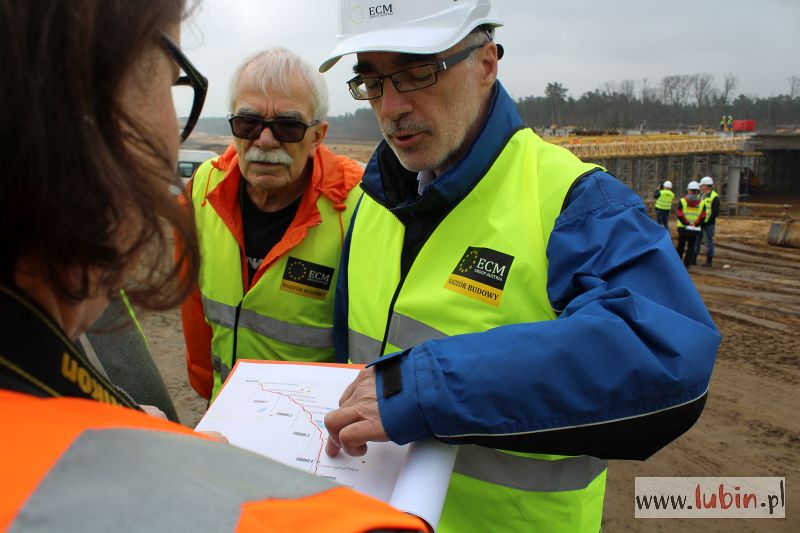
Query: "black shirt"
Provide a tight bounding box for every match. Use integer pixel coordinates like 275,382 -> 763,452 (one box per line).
240,180 -> 302,282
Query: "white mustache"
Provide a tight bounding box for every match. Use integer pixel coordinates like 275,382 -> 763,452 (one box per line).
382,118 -> 430,138
244,146 -> 293,166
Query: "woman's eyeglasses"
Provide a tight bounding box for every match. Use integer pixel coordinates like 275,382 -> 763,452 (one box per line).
227,114 -> 319,143
160,34 -> 208,142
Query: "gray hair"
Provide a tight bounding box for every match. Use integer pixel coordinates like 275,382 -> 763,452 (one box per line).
463,26 -> 495,65
228,48 -> 329,121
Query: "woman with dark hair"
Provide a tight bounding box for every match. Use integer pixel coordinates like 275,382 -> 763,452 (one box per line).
0,1 -> 424,530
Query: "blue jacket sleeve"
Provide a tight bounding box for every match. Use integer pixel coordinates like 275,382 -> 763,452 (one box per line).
374,172 -> 720,460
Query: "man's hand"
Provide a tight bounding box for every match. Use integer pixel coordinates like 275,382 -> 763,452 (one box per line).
324,367 -> 389,457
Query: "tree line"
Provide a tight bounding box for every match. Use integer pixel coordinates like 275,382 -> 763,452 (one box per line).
522,73 -> 800,132
194,73 -> 800,141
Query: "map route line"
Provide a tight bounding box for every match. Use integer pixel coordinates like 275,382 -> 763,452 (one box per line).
258,383 -> 325,473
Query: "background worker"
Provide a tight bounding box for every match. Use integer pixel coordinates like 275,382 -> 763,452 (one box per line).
676,181 -> 707,267
653,179 -> 675,230
695,175 -> 720,267
179,49 -> 364,401
320,1 -> 720,531
0,2 -> 425,531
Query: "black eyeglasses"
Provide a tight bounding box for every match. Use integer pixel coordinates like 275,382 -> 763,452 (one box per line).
347,41 -> 487,100
160,34 -> 208,142
227,114 -> 319,143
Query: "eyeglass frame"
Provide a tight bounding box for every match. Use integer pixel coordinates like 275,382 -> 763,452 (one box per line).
226,114 -> 321,143
160,34 -> 208,143
346,38 -> 490,101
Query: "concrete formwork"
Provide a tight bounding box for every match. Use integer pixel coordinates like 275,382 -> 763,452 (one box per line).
591,152 -> 747,199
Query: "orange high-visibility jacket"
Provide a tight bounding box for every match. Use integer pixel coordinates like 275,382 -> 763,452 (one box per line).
0,390 -> 425,532
178,144 -> 363,399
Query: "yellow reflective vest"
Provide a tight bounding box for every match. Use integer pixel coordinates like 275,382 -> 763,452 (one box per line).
190,147 -> 362,400
655,188 -> 675,211
346,129 -> 607,532
677,197 -> 705,228
703,190 -> 719,223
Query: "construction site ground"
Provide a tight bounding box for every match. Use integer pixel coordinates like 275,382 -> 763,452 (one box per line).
142,144 -> 799,531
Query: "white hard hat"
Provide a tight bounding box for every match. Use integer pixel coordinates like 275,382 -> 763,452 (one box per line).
663,180 -> 672,189
687,181 -> 700,190
319,0 -> 504,72
700,176 -> 714,186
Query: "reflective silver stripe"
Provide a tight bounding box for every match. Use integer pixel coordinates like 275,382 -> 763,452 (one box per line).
238,307 -> 333,348
202,294 -> 237,328
387,312 -> 448,349
348,329 -> 382,364
454,445 -> 607,492
10,429 -> 336,533
349,313 -> 447,363
202,295 -> 333,349
211,353 -> 230,384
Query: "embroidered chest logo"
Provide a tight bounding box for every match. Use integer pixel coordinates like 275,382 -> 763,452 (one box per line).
444,247 -> 514,307
280,257 -> 335,300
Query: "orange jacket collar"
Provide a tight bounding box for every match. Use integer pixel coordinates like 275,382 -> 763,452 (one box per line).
203,144 -> 358,288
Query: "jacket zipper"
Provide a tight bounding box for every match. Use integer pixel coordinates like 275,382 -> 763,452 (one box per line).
231,299 -> 244,370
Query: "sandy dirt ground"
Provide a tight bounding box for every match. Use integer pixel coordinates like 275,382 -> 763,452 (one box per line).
140,154 -> 799,531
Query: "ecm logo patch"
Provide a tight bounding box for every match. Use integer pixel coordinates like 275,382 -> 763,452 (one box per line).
444,247 -> 514,307
280,257 -> 334,300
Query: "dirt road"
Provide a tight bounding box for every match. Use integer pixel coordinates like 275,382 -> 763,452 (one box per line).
141,203 -> 799,532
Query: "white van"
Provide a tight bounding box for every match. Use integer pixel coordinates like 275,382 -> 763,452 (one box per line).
177,149 -> 218,185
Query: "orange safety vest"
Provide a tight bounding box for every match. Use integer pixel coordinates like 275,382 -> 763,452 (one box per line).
0,390 -> 425,532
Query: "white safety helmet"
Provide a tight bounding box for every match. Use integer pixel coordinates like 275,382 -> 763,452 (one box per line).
319,0 -> 504,72
663,180 -> 672,189
687,181 -> 700,191
700,176 -> 714,186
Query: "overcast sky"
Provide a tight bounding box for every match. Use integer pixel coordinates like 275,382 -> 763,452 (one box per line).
180,0 -> 800,119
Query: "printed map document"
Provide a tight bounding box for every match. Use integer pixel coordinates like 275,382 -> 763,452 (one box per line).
195,360 -> 457,530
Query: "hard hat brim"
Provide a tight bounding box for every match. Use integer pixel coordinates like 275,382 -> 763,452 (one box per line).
319,21 -> 503,72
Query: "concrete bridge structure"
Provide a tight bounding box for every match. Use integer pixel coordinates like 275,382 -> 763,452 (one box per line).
549,132 -> 800,205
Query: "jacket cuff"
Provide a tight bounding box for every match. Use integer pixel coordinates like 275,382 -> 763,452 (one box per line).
374,350 -> 432,445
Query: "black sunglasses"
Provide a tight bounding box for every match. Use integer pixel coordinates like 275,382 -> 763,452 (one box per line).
227,114 -> 319,143
160,34 -> 208,142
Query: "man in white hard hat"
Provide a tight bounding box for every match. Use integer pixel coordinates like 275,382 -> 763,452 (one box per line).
695,176 -> 720,267
676,181 -> 707,267
653,180 -> 675,230
320,2 -> 719,531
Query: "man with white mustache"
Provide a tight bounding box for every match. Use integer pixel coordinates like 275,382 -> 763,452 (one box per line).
179,48 -> 364,402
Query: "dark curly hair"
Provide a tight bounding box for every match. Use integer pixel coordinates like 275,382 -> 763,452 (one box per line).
0,0 -> 200,310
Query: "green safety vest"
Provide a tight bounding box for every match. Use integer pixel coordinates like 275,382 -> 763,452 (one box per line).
347,129 -> 607,532
655,188 -> 675,211
192,160 -> 361,400
703,190 -> 719,223
677,197 -> 704,228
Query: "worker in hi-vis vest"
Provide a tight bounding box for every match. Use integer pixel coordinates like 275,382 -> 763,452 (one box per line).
178,49 -> 363,401
318,1 -> 721,531
653,180 -> 675,230
676,181 -> 707,268
695,176 -> 721,267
